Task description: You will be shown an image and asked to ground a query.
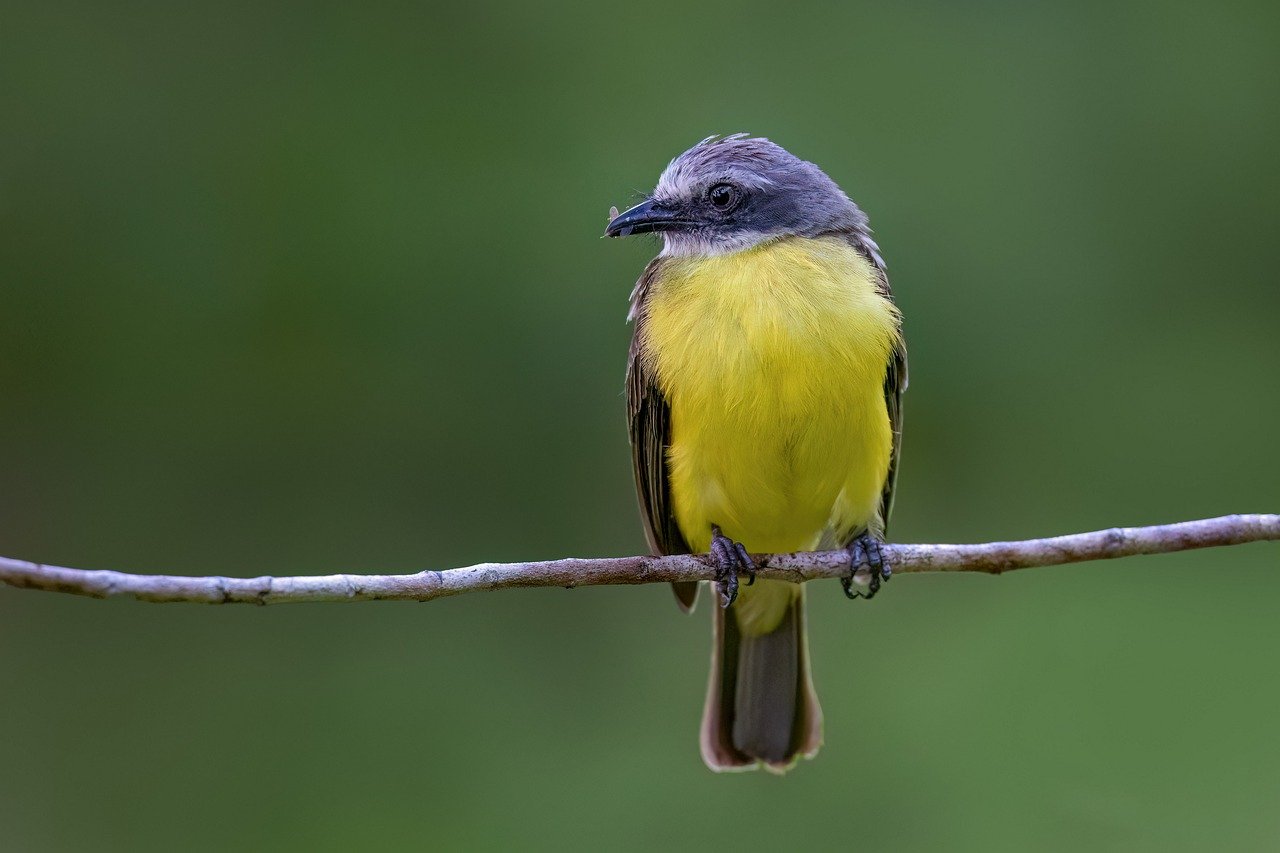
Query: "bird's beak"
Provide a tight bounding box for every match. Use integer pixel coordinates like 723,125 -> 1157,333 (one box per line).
604,199 -> 687,237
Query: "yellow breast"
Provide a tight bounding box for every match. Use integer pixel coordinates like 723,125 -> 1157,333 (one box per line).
640,235 -> 900,557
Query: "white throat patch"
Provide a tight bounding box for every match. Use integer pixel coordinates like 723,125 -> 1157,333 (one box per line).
660,230 -> 775,257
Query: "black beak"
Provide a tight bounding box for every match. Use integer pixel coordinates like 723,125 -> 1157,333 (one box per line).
604,199 -> 687,237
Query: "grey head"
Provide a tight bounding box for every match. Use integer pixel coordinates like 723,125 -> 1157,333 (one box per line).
605,134 -> 881,265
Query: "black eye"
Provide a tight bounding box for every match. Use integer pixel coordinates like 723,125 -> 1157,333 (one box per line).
707,183 -> 740,210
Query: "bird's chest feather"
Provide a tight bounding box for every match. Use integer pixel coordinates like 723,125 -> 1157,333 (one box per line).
640,237 -> 899,552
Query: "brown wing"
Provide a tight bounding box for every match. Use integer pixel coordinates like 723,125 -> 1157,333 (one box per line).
626,258 -> 699,611
880,334 -> 907,534
841,230 -> 907,537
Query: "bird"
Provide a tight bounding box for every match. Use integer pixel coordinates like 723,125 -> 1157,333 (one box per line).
605,135 -> 906,773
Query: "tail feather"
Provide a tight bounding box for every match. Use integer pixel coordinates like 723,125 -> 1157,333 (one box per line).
700,585 -> 822,772
732,605 -> 799,762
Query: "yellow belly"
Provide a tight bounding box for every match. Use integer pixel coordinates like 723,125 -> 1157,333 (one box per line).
640,236 -> 900,632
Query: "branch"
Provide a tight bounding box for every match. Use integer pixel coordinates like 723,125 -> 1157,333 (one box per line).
1,514 -> 1276,606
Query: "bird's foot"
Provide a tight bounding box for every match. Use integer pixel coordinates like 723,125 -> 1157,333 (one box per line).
709,524 -> 755,608
842,532 -> 891,600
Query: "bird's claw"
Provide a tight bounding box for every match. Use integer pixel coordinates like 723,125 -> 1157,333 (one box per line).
842,532 -> 891,600
709,525 -> 755,608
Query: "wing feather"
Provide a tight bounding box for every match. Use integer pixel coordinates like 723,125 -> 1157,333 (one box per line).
841,231 -> 907,536
627,258 -> 698,610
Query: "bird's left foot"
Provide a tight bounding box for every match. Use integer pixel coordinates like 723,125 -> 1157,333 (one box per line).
709,525 -> 755,608
842,532 -> 891,600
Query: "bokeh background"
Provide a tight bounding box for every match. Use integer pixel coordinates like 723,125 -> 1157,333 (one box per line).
3,1 -> 1279,850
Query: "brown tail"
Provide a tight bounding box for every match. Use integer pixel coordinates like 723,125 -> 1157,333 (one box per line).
699,585 -> 823,773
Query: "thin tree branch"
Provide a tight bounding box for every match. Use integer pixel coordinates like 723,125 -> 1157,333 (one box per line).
0,514 -> 1276,606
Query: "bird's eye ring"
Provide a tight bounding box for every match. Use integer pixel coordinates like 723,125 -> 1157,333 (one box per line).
707,183 -> 740,210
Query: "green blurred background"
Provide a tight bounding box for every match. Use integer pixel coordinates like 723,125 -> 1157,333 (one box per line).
2,1 -> 1279,850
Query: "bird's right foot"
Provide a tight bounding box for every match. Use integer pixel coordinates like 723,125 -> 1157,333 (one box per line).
709,524 -> 755,608
842,531 -> 891,600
